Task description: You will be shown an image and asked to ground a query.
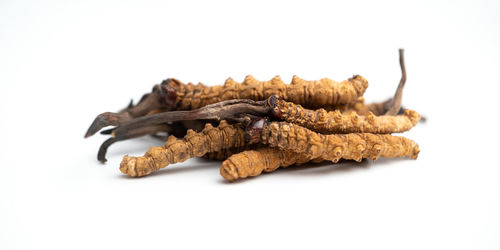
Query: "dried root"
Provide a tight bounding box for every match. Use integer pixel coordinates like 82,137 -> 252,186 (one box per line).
164,75 -> 368,110
86,49 -> 421,182
120,121 -> 246,177
247,121 -> 419,162
269,96 -> 420,134
220,147 -> 321,181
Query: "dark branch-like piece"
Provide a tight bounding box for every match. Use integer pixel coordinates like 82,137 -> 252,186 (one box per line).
385,48 -> 407,115
91,99 -> 274,162
97,124 -> 173,163
97,121 -> 198,163
84,84 -> 177,138
111,99 -> 272,136
348,48 -> 407,116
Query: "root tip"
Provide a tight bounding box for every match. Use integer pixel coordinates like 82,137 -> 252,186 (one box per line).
220,161 -> 238,182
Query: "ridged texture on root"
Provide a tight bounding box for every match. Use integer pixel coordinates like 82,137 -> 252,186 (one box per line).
254,122 -> 420,162
272,98 -> 420,134
166,75 -> 368,110
120,121 -> 246,177
220,147 -> 318,181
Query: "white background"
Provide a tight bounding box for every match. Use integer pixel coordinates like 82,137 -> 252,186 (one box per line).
1,0 -> 499,249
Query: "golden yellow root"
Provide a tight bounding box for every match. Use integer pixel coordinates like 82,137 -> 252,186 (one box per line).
252,121 -> 420,162
166,75 -> 368,110
220,147 -> 320,182
272,98 -> 420,134
120,121 -> 246,177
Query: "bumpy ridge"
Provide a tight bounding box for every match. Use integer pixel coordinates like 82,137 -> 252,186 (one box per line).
165,75 -> 368,110
251,121 -> 419,163
271,97 -> 420,134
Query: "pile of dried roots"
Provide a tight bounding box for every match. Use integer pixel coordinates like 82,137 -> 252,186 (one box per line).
85,49 -> 421,181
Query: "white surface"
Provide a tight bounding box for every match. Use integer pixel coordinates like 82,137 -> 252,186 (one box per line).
1,1 -> 499,249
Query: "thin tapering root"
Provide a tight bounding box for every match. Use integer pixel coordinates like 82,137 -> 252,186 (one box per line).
248,121 -> 420,162
269,96 -> 420,134
220,147 -> 319,182
344,49 -> 407,116
164,75 -> 368,110
120,121 -> 247,177
385,49 -> 407,116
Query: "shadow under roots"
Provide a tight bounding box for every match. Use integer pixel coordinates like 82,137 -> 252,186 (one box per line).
117,157 -> 415,181
223,158 -> 415,183
276,157 -> 413,177
116,158 -> 220,179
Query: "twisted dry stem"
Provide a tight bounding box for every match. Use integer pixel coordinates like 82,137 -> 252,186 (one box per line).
347,49 -> 407,116
112,99 -> 269,134
84,91 -> 167,138
385,49 -> 407,116
270,96 -> 420,134
120,121 -> 247,177
247,121 -> 420,163
97,124 -> 174,163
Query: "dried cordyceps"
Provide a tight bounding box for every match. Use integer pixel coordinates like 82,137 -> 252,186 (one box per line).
84,75 -> 368,138
86,49 -> 421,182
120,121 -> 247,177
164,74 -> 369,110
246,120 -> 419,163
269,97 -> 420,134
220,147 -> 321,181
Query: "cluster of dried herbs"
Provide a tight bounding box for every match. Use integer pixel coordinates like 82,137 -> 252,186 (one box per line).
85,49 -> 421,181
